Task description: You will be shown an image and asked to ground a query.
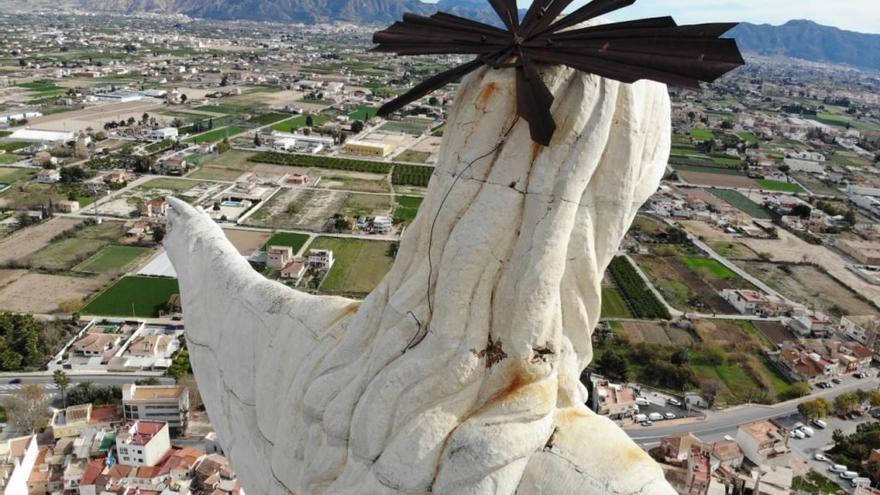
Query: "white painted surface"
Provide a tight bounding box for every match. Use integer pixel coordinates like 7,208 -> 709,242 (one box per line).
165,64 -> 674,494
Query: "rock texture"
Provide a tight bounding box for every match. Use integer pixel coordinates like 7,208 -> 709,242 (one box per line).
165,64 -> 675,494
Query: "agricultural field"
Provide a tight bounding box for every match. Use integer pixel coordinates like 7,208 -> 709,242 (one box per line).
342,193 -> 393,218
246,188 -> 346,231
392,164 -> 434,187
634,254 -> 752,314
0,272 -> 106,315
393,150 -> 431,164
270,114 -> 331,133
607,257 -> 670,319
185,126 -> 246,144
81,276 -> 180,317
0,167 -> 36,184
73,245 -> 153,274
379,117 -> 434,135
709,189 -> 772,219
26,221 -> 126,271
394,196 -> 423,224
0,217 -> 82,265
307,237 -> 396,296
600,287 -> 633,319
735,262 -> 877,317
194,102 -> 254,115
315,173 -> 391,194
738,132 -> 760,144
247,112 -> 291,125
222,228 -> 271,255
618,321 -> 697,346
187,150 -> 257,181
710,241 -> 760,260
251,151 -> 391,174
263,232 -> 310,253
0,154 -> 21,165
348,106 -> 378,121
689,129 -> 716,141
756,179 -> 804,193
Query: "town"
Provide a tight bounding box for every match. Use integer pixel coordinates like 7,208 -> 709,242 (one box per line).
0,7 -> 879,495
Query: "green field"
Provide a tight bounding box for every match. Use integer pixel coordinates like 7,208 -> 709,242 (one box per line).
672,164 -> 746,176
271,114 -> 330,133
81,276 -> 180,317
308,237 -> 395,296
348,106 -> 378,121
17,81 -> 62,93
0,142 -> 30,152
806,113 -> 880,132
757,179 -> 804,193
27,221 -> 124,271
0,154 -> 22,165
394,195 -> 423,223
379,118 -> 433,135
185,126 -> 246,144
139,178 -> 201,192
739,132 -> 760,144
600,287 -> 634,319
73,245 -> 153,274
709,189 -> 772,219
264,232 -> 310,253
0,167 -> 36,183
690,128 -> 716,141
194,103 -> 254,115
297,98 -> 334,106
248,112 -> 291,125
682,257 -> 737,280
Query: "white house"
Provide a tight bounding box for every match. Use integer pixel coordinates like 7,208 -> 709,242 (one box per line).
736,420 -> 789,466
115,420 -> 171,467
146,127 -> 178,141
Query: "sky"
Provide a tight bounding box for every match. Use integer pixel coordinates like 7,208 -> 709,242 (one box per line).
552,0 -> 880,34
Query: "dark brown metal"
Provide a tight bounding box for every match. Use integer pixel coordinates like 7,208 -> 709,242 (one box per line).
373,0 -> 745,146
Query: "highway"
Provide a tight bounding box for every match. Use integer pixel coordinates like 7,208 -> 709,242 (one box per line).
627,376 -> 880,447
0,373 -> 175,394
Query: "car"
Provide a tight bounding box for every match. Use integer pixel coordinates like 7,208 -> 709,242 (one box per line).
664,413 -> 676,420
801,426 -> 815,437
853,410 -> 865,417
667,398 -> 682,407
814,453 -> 828,462
812,419 -> 828,429
852,477 -> 871,487
846,412 -> 856,420
792,429 -> 805,439
634,414 -> 647,423
9,378 -> 21,385
830,464 -> 848,473
838,413 -> 849,420
840,471 -> 859,480
641,420 -> 653,427
832,378 -> 842,384
872,410 -> 880,419
648,412 -> 663,421
635,398 -> 651,406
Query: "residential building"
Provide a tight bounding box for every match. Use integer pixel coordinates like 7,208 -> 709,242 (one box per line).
735,420 -> 789,465
838,239 -> 880,266
709,440 -> 743,470
659,433 -> 702,463
122,384 -> 190,432
590,379 -> 638,419
55,200 -> 80,213
36,168 -> 61,184
267,245 -> 294,269
145,198 -> 168,218
9,129 -> 73,143
70,332 -> 122,358
0,435 -> 38,495
147,127 -> 179,141
719,289 -> 781,316
126,334 -> 174,358
372,215 -> 393,234
51,404 -> 93,440
115,421 -> 171,467
280,257 -> 306,283
307,249 -> 334,271
789,311 -> 833,337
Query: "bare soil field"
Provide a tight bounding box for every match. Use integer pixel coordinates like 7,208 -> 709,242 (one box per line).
246,188 -> 347,231
222,228 -> 272,255
679,220 -> 761,260
738,261 -> 877,317
0,269 -> 26,288
678,172 -> 759,189
737,228 -> 880,305
754,321 -> 795,345
0,272 -> 107,314
26,100 -> 166,132
693,320 -> 754,346
621,321 -> 697,346
0,217 -> 81,264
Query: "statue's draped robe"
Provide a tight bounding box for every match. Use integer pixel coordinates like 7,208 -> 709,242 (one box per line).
166,64 -> 676,494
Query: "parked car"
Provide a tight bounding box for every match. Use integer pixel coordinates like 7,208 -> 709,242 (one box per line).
830,464 -> 848,473
792,429 -> 805,439
812,419 -> 828,429
667,398 -> 682,407
641,420 -> 653,427
832,378 -> 842,384
664,413 -> 676,420
648,412 -> 663,421
853,410 -> 865,417
838,413 -> 849,420
634,414 -> 647,423
635,398 -> 651,406
852,477 -> 871,487
801,426 -> 815,437
814,453 -> 828,462
8,378 -> 20,385
840,471 -> 859,480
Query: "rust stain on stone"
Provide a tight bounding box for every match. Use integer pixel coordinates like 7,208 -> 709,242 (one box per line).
530,141 -> 544,162
478,336 -> 507,368
476,81 -> 499,111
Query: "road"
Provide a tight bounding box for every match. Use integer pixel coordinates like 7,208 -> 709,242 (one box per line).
627,376 -> 880,447
0,373 -> 175,389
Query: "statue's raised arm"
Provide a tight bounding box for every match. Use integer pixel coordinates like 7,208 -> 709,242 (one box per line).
166,64 -> 676,494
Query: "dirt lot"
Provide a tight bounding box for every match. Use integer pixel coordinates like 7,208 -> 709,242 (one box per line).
737,227 -> 880,305
25,100 -> 166,132
0,272 -> 107,314
679,220 -> 760,260
246,188 -> 348,231
0,217 -> 82,264
620,321 -> 697,345
693,320 -> 755,346
677,172 -> 759,189
222,228 -> 273,255
0,269 -> 26,288
738,261 -> 878,317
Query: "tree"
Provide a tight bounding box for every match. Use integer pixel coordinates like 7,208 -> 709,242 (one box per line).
254,133 -> 262,147
595,350 -> 629,381
305,114 -> 314,127
789,381 -> 812,398
798,397 -> 833,420
671,348 -> 690,365
152,223 -> 166,244
835,392 -> 860,413
141,112 -> 149,124
351,120 -> 364,133
791,204 -> 812,219
53,369 -> 70,408
180,94 -> 187,103
3,384 -> 49,432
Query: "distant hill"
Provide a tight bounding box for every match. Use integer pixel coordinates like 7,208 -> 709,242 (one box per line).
73,0 -> 512,25
729,20 -> 880,71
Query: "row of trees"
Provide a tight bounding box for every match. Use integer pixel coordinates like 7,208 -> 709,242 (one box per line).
0,313 -> 74,372
798,389 -> 880,420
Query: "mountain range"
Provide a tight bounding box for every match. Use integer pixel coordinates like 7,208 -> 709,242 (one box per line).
7,0 -> 880,72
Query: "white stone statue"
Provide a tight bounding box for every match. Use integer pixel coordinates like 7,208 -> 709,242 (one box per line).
165,64 -> 675,494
